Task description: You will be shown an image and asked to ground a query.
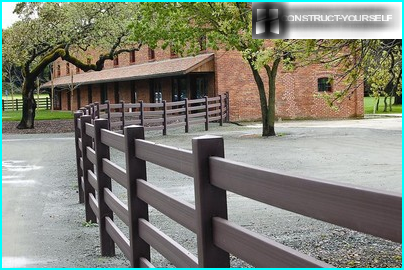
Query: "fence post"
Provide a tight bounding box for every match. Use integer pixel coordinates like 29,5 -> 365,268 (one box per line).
94,118 -> 115,256
2,100 -> 4,111
85,105 -> 91,117
16,99 -> 19,111
106,100 -> 111,130
184,98 -> 189,133
124,125 -> 150,267
46,97 -> 49,110
74,111 -> 84,204
163,100 -> 167,135
90,103 -> 95,120
219,94 -> 223,126
192,135 -> 230,267
225,92 -> 230,122
121,100 -> 125,130
80,115 -> 97,223
95,102 -> 100,119
204,96 -> 209,131
140,100 -> 144,126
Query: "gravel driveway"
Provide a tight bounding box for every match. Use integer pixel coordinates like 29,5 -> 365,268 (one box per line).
2,117 -> 402,267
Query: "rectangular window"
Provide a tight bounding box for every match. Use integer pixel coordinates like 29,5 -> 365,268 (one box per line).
131,81 -> 137,103
150,79 -> 162,103
113,55 -> 119,66
318,77 -> 332,92
88,85 -> 93,104
66,63 -> 70,75
130,50 -> 136,63
76,66 -> 80,74
114,82 -> 120,103
100,83 -> 108,104
57,65 -> 61,77
195,77 -> 208,99
148,48 -> 155,61
172,77 -> 187,101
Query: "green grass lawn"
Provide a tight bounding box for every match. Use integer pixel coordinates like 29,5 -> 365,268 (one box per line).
364,96 -> 402,114
2,110 -> 74,121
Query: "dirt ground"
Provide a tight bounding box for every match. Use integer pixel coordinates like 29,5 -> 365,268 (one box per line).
2,117 -> 402,267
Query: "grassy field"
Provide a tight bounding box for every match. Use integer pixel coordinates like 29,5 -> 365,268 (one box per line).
364,96 -> 402,114
2,110 -> 74,121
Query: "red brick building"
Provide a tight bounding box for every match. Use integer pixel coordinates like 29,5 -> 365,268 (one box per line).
42,46 -> 364,121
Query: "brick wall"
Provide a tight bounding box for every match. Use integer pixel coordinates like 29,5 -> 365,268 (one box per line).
53,45 -> 363,120
214,50 -> 364,121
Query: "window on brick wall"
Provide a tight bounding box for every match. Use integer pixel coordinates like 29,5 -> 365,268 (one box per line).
66,63 -> 70,75
101,83 -> 108,104
131,81 -> 137,103
57,65 -> 61,77
114,82 -> 120,103
88,85 -> 93,104
130,50 -> 136,63
317,77 -> 332,92
113,55 -> 119,66
150,79 -> 162,103
148,48 -> 155,61
76,66 -> 80,74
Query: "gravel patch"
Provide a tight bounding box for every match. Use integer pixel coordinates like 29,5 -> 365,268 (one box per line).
2,120 -> 74,134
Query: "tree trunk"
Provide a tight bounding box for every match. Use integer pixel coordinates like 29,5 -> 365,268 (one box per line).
383,96 -> 388,112
17,79 -> 37,129
248,62 -> 275,137
394,91 -> 402,105
389,95 -> 393,112
264,61 -> 279,137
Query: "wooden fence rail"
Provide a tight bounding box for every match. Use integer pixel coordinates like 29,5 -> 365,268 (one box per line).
78,94 -> 229,136
73,113 -> 402,268
2,97 -> 51,111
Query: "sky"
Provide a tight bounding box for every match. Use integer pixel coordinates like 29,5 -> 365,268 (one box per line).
2,2 -> 20,29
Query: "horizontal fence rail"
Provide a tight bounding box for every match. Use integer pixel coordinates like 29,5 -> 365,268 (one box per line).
2,97 -> 51,111
73,115 -> 402,268
77,94 -> 229,136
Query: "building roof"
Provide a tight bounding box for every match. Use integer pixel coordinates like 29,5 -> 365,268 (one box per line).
42,53 -> 214,89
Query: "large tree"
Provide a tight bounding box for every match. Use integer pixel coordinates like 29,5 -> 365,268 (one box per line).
131,3 -> 402,136
131,3 -> 316,136
3,2 -> 141,129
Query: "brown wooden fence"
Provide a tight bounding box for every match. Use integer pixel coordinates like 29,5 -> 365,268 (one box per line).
73,112 -> 401,267
78,94 -> 229,135
2,97 -> 51,111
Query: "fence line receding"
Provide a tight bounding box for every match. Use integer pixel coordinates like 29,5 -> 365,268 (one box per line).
73,108 -> 401,268
78,94 -> 229,136
2,97 -> 51,111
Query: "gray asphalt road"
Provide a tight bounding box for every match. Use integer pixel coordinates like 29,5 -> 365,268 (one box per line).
2,134 -> 128,268
2,117 -> 402,267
